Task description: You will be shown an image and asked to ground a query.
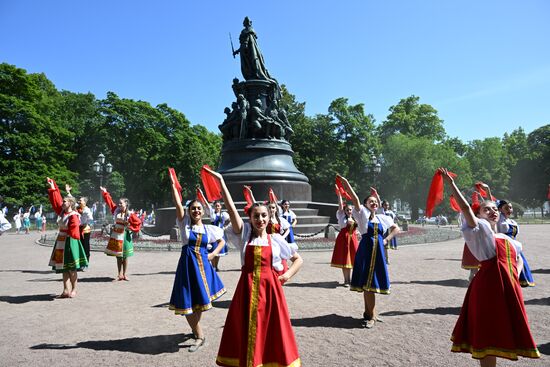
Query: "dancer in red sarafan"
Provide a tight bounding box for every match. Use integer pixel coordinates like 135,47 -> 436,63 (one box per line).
203,167 -> 303,367
438,168 -> 540,366
330,183 -> 358,287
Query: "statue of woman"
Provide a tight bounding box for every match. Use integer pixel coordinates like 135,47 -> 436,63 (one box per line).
233,17 -> 273,81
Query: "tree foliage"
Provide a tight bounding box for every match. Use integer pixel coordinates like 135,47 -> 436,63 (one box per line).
378,134 -> 471,219
0,63 -> 77,209
464,138 -> 510,198
379,95 -> 446,143
509,124 -> 550,208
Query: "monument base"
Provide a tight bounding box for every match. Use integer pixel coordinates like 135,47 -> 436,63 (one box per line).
217,138 -> 311,202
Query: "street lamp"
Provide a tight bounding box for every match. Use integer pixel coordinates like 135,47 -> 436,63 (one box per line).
365,154 -> 383,187
93,153 -> 113,222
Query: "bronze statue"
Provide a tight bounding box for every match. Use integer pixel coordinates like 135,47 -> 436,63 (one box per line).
232,17 -> 273,81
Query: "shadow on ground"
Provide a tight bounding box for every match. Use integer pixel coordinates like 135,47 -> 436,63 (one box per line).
424,258 -> 461,262
525,297 -> 550,306
285,281 -> 340,289
537,342 -> 550,356
27,276 -> 116,283
0,294 -> 57,304
0,269 -> 53,274
381,306 -> 461,316
291,313 -> 363,329
392,278 -> 469,288
130,271 -> 175,276
532,268 -> 550,274
30,333 -> 194,355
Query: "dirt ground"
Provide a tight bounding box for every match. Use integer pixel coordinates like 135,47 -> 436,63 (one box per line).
0,225 -> 548,367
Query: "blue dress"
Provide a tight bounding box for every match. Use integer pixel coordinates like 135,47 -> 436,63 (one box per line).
499,219 -> 534,287
350,220 -> 390,294
281,212 -> 296,244
211,213 -> 229,256
169,225 -> 226,315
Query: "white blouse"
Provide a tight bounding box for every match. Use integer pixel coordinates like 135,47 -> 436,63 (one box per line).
353,205 -> 394,235
336,210 -> 356,230
280,209 -> 297,223
207,204 -> 229,225
80,206 -> 93,226
461,216 -> 522,261
225,222 -> 296,271
177,216 -> 224,245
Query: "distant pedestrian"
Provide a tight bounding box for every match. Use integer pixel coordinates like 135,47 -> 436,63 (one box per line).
13,213 -> 22,234
35,205 -> 43,231
0,206 -> 11,235
22,209 -> 31,234
41,214 -> 47,232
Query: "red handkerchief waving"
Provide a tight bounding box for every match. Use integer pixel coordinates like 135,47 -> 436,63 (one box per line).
168,168 -> 183,201
196,187 -> 208,204
449,195 -> 461,212
475,182 -> 496,201
425,170 -> 457,217
335,176 -> 352,200
200,165 -> 222,202
128,213 -> 142,233
243,186 -> 254,216
268,188 -> 278,204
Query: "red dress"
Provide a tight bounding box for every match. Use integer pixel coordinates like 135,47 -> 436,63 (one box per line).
216,236 -> 301,367
331,220 -> 358,268
460,243 -> 480,269
451,237 -> 540,360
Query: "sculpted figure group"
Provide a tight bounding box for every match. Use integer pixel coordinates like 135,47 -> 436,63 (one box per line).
219,17 -> 293,142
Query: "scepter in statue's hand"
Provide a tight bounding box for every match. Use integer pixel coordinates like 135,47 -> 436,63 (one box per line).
229,32 -> 238,58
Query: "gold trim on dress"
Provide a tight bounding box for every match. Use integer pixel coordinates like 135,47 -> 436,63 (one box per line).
247,244 -> 262,367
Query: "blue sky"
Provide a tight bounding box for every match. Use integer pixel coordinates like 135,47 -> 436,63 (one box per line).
1,0 -> 549,142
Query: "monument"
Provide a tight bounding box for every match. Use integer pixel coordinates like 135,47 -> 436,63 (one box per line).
217,17 -> 311,202
151,18 -> 334,236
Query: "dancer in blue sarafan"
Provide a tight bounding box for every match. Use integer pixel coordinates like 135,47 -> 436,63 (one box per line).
337,175 -> 399,328
497,200 -> 535,287
167,169 -> 226,353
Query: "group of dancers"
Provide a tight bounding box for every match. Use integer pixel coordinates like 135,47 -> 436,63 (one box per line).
45,178 -> 142,297
44,166 -> 541,366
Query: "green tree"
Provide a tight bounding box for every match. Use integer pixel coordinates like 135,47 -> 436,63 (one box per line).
502,127 -> 531,166
509,124 -> 550,211
379,95 -> 446,143
283,86 -> 342,201
328,98 -> 379,198
378,134 -> 471,220
0,63 -> 77,210
105,171 -> 126,199
443,136 -> 467,156
464,138 -> 510,198
98,94 -> 222,208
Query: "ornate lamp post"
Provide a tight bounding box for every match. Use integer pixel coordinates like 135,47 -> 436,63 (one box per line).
92,153 -> 113,222
365,154 -> 382,187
